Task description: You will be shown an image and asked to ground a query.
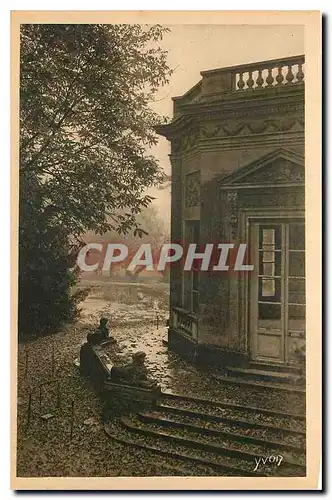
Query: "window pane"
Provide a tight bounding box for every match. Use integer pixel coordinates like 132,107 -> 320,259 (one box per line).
259,225 -> 282,249
289,224 -> 305,250
258,303 -> 281,330
274,252 -> 282,275
259,250 -> 281,275
259,277 -> 281,301
289,252 -> 305,277
263,262 -> 275,276
261,278 -> 275,296
289,303 -> 305,317
288,278 -> 306,304
288,304 -> 305,332
262,228 -> 275,245
262,251 -> 275,262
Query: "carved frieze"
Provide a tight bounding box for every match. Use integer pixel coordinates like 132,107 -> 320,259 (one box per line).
240,190 -> 304,208
178,117 -> 304,153
185,171 -> 201,208
201,118 -> 304,140
243,159 -> 304,184
227,191 -> 238,240
181,130 -> 200,151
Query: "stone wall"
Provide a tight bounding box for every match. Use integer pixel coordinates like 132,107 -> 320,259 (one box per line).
169,154 -> 183,310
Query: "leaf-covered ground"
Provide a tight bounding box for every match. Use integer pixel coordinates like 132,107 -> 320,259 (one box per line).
16,282 -> 305,477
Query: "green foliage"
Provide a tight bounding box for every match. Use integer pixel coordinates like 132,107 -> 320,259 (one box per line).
86,205 -> 168,243
20,23 -> 172,236
19,172 -> 88,335
19,24 -> 172,336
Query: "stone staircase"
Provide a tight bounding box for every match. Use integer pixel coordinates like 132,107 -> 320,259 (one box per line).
212,362 -> 305,392
104,392 -> 306,477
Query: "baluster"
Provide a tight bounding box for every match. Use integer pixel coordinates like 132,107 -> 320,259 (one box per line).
266,68 -> 274,87
246,71 -> 254,89
296,63 -> 304,84
276,66 -> 284,86
237,72 -> 245,90
256,69 -> 264,88
285,65 -> 295,85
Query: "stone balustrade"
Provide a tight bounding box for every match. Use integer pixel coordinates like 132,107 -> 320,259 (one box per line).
201,55 -> 305,94
172,55 -> 305,114
172,307 -> 198,340
232,55 -> 305,91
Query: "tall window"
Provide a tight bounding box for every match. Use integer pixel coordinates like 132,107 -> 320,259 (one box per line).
183,220 -> 200,313
256,222 -> 305,334
258,226 -> 282,321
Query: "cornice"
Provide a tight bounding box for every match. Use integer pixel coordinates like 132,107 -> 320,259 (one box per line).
170,135 -> 305,164
156,89 -> 304,140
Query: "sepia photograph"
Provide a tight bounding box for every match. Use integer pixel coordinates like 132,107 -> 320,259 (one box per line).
11,10 -> 322,490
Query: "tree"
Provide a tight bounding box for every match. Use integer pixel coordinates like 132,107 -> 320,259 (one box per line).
19,24 -> 172,335
19,179 -> 86,336
128,206 -> 170,280
84,206 -> 170,279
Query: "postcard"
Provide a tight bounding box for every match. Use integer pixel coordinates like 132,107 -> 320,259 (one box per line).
11,10 -> 322,490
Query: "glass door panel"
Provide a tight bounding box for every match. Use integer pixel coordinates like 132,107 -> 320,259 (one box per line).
289,223 -> 305,250
287,223 -> 305,362
250,224 -> 284,361
258,226 -> 282,336
250,220 -> 306,364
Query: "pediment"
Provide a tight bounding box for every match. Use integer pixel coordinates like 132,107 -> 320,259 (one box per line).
219,148 -> 304,186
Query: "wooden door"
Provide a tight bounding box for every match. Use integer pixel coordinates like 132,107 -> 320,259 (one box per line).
249,220 -> 305,363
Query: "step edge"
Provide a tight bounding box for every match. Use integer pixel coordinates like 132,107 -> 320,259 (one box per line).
157,403 -> 306,435
162,391 -> 305,420
138,412 -> 305,452
121,417 -> 306,469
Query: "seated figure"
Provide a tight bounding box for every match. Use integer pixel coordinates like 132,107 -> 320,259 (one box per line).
99,317 -> 110,341
111,351 -> 158,389
87,317 -> 114,345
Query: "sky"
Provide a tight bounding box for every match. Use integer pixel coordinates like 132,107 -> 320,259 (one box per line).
147,24 -> 305,223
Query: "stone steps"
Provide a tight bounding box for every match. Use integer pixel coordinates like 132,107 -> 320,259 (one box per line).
226,366 -> 302,385
248,361 -> 302,374
212,373 -> 305,393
